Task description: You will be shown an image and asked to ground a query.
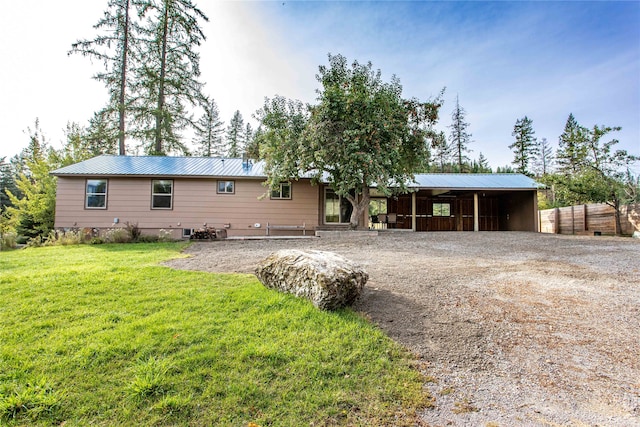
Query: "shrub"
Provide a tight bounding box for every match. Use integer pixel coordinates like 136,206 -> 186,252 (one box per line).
103,228 -> 131,244
136,234 -> 160,243
43,229 -> 84,246
125,222 -> 142,241
158,229 -> 174,242
0,231 -> 17,250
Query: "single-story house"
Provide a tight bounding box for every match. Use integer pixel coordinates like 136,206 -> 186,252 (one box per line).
51,155 -> 541,238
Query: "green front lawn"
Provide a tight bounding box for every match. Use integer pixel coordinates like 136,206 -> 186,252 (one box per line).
0,243 -> 428,426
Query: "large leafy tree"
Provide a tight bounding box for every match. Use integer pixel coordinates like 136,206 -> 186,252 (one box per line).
193,96 -> 225,156
509,116 -> 538,175
257,54 -> 443,228
448,95 -> 472,171
135,0 -> 208,155
70,0 -> 138,155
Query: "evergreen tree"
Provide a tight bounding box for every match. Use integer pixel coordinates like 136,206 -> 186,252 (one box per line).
509,116 -> 538,175
533,137 -> 554,177
471,152 -> 492,173
193,97 -> 225,156
226,110 -> 245,158
135,0 -> 208,155
84,109 -> 120,156
556,113 -> 589,173
5,121 -> 60,240
70,0 -> 138,155
245,126 -> 263,160
448,95 -> 471,171
243,122 -> 254,157
431,133 -> 453,172
496,165 -> 515,173
0,157 -> 17,211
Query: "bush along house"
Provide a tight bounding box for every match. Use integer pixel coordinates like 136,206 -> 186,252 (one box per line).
51,155 -> 541,239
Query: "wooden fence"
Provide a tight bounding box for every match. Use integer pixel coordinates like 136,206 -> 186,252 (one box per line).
539,203 -> 640,235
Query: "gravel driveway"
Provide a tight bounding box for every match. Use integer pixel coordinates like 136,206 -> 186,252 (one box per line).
166,232 -> 640,426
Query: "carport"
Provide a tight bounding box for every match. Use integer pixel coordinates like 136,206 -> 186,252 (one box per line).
372,174 -> 541,232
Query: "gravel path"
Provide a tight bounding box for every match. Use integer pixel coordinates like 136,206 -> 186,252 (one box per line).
166,232 -> 640,426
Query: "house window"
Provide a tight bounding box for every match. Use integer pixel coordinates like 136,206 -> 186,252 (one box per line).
324,188 -> 353,223
433,202 -> 451,217
217,180 -> 235,194
271,182 -> 291,200
152,179 -> 173,209
86,179 -> 108,209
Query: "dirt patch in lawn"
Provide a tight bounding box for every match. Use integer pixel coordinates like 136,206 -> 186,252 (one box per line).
166,232 -> 640,426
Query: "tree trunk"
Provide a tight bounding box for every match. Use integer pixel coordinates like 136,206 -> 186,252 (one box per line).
118,0 -> 130,156
347,185 -> 370,230
154,0 -> 170,155
613,199 -> 623,236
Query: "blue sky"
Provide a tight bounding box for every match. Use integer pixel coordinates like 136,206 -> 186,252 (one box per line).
1,1 -> 638,171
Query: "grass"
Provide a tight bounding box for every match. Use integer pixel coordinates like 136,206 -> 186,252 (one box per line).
0,243 -> 429,426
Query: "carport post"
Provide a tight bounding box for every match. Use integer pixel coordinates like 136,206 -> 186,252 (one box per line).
473,192 -> 479,232
411,192 -> 417,231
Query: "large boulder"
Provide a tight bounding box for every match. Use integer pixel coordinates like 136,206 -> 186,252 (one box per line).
255,249 -> 368,310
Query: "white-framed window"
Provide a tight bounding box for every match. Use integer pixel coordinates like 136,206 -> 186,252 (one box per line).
324,188 -> 353,224
182,228 -> 192,238
433,202 -> 451,217
271,182 -> 291,200
151,179 -> 173,209
85,179 -> 108,209
217,180 -> 235,194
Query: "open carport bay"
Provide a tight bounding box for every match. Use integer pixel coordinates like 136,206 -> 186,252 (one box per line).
167,232 -> 640,426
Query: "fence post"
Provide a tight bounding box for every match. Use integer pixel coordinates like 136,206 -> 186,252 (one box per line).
554,208 -> 559,234
583,204 -> 588,231
571,205 -> 575,235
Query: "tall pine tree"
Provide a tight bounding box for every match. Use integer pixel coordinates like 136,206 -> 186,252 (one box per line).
226,110 -> 245,158
556,113 -> 589,174
135,0 -> 208,155
509,116 -> 538,176
70,0 -> 137,155
193,97 -> 225,156
448,95 -> 472,172
533,137 -> 554,177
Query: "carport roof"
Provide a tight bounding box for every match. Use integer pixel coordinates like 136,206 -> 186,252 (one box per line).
51,155 -> 542,190
411,173 -> 541,190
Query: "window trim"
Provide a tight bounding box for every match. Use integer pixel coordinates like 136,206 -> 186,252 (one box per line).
151,179 -> 174,210
217,180 -> 235,194
85,178 -> 108,210
270,182 -> 292,200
